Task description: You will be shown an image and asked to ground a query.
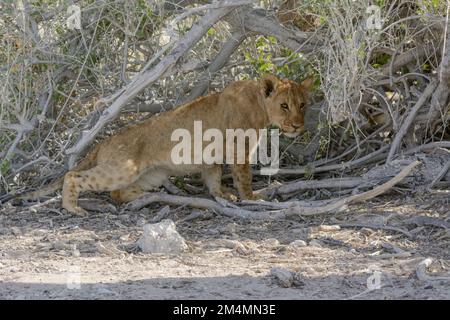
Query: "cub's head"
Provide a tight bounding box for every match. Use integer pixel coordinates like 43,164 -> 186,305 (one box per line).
260,74 -> 314,138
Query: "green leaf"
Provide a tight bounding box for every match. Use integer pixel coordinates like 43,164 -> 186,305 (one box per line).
0,160 -> 10,176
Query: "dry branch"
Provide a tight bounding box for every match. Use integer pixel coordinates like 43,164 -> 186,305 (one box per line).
387,80 -> 438,162
181,29 -> 247,101
427,159 -> 450,190
379,42 -> 441,77
264,145 -> 389,176
125,160 -> 420,220
405,141 -> 450,155
338,222 -> 414,238
423,23 -> 450,125
282,160 -> 420,216
128,28 -> 248,114
123,192 -> 286,220
258,177 -> 364,196
64,3 -> 245,166
227,7 -> 321,53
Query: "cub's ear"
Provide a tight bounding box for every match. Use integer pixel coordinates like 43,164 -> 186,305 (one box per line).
260,74 -> 280,98
299,77 -> 315,91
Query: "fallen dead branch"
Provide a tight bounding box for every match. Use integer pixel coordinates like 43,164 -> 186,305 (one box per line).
338,222 -> 414,239
404,216 -> 450,230
404,141 -> 450,155
123,192 -> 287,220
125,160 -> 420,220
427,159 -> 450,190
283,161 -> 421,216
258,177 -> 364,197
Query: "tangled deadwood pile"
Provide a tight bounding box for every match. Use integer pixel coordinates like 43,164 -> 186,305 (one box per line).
1,0 -> 450,216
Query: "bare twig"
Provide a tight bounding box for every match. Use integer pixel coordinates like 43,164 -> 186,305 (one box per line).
387,80 -> 438,163
427,159 -> 450,190
65,4 -> 244,165
338,222 -> 414,238
265,145 -> 389,176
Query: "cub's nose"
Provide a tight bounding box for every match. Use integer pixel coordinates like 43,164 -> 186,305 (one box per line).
292,123 -> 303,129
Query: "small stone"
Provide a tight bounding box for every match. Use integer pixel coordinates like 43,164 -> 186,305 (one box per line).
271,267 -> 294,288
11,227 -> 22,236
309,239 -> 322,247
289,240 -> 307,247
136,218 -> 146,227
119,234 -> 130,241
139,208 -> 150,215
215,239 -> 251,255
319,225 -> 341,232
205,228 -> 220,236
224,222 -> 238,234
292,273 -> 305,287
96,242 -> 122,255
71,244 -> 80,257
32,229 -> 49,236
137,219 -> 187,254
52,241 -> 70,250
118,214 -> 130,222
262,238 -> 280,247
360,227 -> 373,236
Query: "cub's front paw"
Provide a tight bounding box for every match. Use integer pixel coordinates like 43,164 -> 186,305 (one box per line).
64,206 -> 88,217
247,192 -> 268,201
212,191 -> 238,202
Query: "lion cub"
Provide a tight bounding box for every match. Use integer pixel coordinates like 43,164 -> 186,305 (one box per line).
20,75 -> 313,216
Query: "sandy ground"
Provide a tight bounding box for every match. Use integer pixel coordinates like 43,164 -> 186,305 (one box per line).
0,193 -> 449,300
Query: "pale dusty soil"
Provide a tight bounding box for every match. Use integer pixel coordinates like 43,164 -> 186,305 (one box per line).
0,193 -> 449,300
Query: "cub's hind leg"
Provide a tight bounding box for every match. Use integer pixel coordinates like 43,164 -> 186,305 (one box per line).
110,184 -> 144,203
62,164 -> 141,216
110,169 -> 168,203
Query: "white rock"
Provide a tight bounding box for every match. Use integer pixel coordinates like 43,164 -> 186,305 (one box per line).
137,219 -> 188,254
262,238 -> 280,247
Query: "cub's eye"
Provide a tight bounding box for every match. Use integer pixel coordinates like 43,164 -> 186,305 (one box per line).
299,102 -> 306,109
281,103 -> 289,110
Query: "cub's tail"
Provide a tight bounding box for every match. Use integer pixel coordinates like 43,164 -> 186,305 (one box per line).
1,145 -> 100,203
0,177 -> 64,203
0,177 -> 64,205
15,177 -> 65,201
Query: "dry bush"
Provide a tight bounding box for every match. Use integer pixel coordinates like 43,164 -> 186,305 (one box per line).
0,0 -> 449,195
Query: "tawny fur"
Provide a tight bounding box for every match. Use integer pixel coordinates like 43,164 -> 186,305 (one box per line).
19,75 -> 313,216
